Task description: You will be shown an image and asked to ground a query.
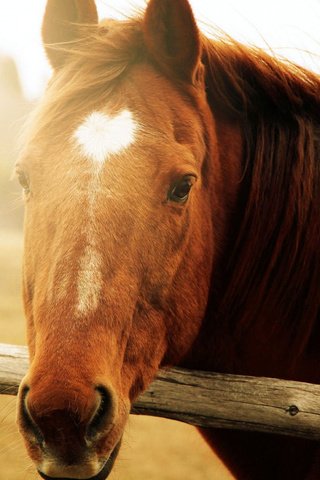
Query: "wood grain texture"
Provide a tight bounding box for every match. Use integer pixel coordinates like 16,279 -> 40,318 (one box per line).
1,343 -> 319,440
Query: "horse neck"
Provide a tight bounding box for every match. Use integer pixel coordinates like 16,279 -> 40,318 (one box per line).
182,111 -> 320,381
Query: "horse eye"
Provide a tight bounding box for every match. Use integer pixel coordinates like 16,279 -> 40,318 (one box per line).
168,175 -> 196,204
17,170 -> 30,194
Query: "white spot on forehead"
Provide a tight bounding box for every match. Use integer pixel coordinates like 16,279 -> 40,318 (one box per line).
74,108 -> 138,316
74,109 -> 137,164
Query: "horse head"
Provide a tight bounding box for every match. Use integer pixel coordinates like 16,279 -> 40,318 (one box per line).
16,1 -> 233,478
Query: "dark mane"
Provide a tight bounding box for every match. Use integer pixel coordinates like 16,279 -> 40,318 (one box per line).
202,36 -> 320,359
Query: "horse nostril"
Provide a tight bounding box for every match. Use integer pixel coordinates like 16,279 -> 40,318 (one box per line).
87,386 -> 114,439
19,386 -> 44,445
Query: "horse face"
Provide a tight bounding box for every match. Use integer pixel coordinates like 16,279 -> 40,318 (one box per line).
17,1 -> 217,478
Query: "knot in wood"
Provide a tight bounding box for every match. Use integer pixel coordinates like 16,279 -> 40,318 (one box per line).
286,405 -> 299,416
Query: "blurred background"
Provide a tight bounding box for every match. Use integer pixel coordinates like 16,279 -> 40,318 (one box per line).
0,1 -> 319,479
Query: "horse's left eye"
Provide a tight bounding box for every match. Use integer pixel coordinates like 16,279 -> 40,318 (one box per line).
168,175 -> 196,204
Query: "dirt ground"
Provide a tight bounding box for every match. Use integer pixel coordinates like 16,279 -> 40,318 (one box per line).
0,229 -> 234,480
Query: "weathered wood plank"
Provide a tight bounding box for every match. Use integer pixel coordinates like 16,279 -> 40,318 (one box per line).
1,343 -> 320,440
132,368 -> 320,440
0,343 -> 29,395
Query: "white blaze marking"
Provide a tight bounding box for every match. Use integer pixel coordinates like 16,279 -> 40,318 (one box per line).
74,110 -> 137,164
73,109 -> 137,316
77,245 -> 104,315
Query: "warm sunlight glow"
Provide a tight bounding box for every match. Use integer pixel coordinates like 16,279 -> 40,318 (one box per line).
0,0 -> 319,99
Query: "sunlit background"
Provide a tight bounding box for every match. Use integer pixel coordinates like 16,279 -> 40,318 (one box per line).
0,1 -> 319,479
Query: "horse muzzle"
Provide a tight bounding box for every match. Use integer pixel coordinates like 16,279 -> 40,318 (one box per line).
17,373 -> 125,480
37,441 -> 121,480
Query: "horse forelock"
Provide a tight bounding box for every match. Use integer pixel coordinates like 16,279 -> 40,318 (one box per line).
19,18 -> 144,147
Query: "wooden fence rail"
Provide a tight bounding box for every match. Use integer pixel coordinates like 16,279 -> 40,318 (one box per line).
1,343 -> 320,440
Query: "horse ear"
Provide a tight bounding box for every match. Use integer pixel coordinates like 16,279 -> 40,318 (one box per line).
143,0 -> 201,84
42,0 -> 98,69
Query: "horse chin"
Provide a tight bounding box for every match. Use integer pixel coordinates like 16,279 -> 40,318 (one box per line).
37,441 -> 121,480
95,440 -> 121,480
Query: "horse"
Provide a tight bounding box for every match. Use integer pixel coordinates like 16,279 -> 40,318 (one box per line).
16,1 -> 320,479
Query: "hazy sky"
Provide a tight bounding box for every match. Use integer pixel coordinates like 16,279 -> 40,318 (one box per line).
0,0 -> 319,99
